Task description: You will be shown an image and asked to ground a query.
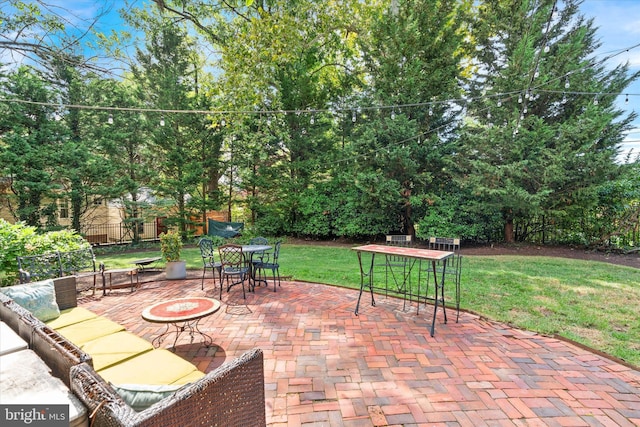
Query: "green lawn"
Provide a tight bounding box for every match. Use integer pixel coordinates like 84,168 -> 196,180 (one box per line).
96,243 -> 640,368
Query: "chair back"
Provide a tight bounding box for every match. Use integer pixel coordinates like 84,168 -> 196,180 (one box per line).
59,248 -> 96,275
428,236 -> 462,273
271,241 -> 282,263
199,238 -> 215,259
218,244 -> 245,268
249,237 -> 269,245
427,237 -> 460,253
385,235 -> 412,247
17,253 -> 62,283
249,236 -> 269,261
384,235 -> 412,265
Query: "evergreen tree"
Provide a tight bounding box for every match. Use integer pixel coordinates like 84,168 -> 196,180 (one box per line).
129,14 -> 208,236
80,77 -> 157,243
354,0 -> 472,237
51,59 -> 121,234
148,0 -> 361,233
460,0 -> 639,242
0,66 -> 63,226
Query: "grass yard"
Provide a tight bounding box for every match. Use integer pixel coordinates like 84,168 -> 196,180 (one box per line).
96,243 -> 640,367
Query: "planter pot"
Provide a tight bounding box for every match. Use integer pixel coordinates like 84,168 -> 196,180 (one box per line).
165,261 -> 187,280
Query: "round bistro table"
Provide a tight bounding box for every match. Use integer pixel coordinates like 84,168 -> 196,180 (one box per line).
141,297 -> 220,350
241,244 -> 272,289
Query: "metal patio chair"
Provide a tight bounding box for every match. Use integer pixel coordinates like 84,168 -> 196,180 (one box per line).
420,237 -> 462,322
218,244 -> 250,299
198,238 -> 223,291
380,235 -> 413,300
255,241 -> 282,292
248,236 -> 270,264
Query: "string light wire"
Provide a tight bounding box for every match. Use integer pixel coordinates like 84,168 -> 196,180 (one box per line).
1,35 -> 639,119
0,11 -> 638,165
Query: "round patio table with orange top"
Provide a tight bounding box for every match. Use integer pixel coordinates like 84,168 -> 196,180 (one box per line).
141,297 -> 220,350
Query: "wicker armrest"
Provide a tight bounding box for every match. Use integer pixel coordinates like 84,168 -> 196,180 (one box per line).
0,295 -> 43,347
71,348 -> 266,427
70,363 -> 135,427
31,324 -> 92,387
0,287 -> 89,388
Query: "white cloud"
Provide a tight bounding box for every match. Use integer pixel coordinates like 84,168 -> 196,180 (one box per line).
623,51 -> 640,68
623,19 -> 640,35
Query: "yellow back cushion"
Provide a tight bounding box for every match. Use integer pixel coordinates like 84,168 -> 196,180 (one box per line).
81,331 -> 154,371
98,349 -> 200,385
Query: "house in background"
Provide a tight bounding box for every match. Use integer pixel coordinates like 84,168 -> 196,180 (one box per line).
0,184 -> 227,244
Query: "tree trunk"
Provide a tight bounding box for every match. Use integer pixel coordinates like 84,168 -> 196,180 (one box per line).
504,218 -> 514,243
402,183 -> 414,238
404,197 -> 415,238
71,177 -> 83,233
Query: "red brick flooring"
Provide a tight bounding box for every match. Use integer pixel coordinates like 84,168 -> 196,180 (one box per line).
79,273 -> 640,427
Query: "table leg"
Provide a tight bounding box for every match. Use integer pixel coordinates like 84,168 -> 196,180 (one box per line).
151,319 -> 213,351
429,258 -> 448,337
151,323 -> 172,348
247,252 -> 267,291
189,318 -> 213,346
355,251 -> 376,315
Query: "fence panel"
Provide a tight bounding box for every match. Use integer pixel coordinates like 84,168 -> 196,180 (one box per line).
80,222 -> 160,245
515,215 -> 639,250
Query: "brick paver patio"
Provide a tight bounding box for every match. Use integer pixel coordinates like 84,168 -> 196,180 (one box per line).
79,274 -> 640,426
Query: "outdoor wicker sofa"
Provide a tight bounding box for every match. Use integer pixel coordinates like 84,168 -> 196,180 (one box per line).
0,276 -> 266,427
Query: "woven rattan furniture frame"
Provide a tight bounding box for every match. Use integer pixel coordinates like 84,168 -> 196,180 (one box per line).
0,277 -> 90,388
0,276 -> 267,427
71,348 -> 266,427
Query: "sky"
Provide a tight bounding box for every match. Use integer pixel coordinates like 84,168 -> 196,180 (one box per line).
9,0 -> 640,161
578,0 -> 640,161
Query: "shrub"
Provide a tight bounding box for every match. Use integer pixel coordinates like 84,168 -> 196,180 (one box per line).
0,219 -> 89,286
160,230 -> 183,262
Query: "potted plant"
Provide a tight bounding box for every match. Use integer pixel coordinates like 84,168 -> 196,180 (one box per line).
160,230 -> 186,279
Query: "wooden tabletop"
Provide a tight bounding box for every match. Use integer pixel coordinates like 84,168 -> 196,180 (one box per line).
351,244 -> 453,261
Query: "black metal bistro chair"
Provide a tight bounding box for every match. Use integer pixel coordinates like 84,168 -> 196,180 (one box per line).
255,241 -> 282,292
420,237 -> 462,322
248,236 -> 270,262
198,238 -> 223,291
380,235 -> 413,300
17,252 -> 62,284
218,244 -> 250,299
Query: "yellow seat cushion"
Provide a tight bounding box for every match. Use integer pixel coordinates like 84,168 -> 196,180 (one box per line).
56,316 -> 125,346
98,349 -> 201,385
171,370 -> 206,385
81,331 -> 154,371
46,307 -> 98,329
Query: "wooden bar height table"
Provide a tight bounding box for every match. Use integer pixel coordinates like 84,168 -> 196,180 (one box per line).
352,244 -> 453,337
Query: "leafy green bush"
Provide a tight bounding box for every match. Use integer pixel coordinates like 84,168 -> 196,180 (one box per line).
254,206 -> 287,237
0,219 -> 89,286
0,220 -> 36,286
160,230 -> 183,262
